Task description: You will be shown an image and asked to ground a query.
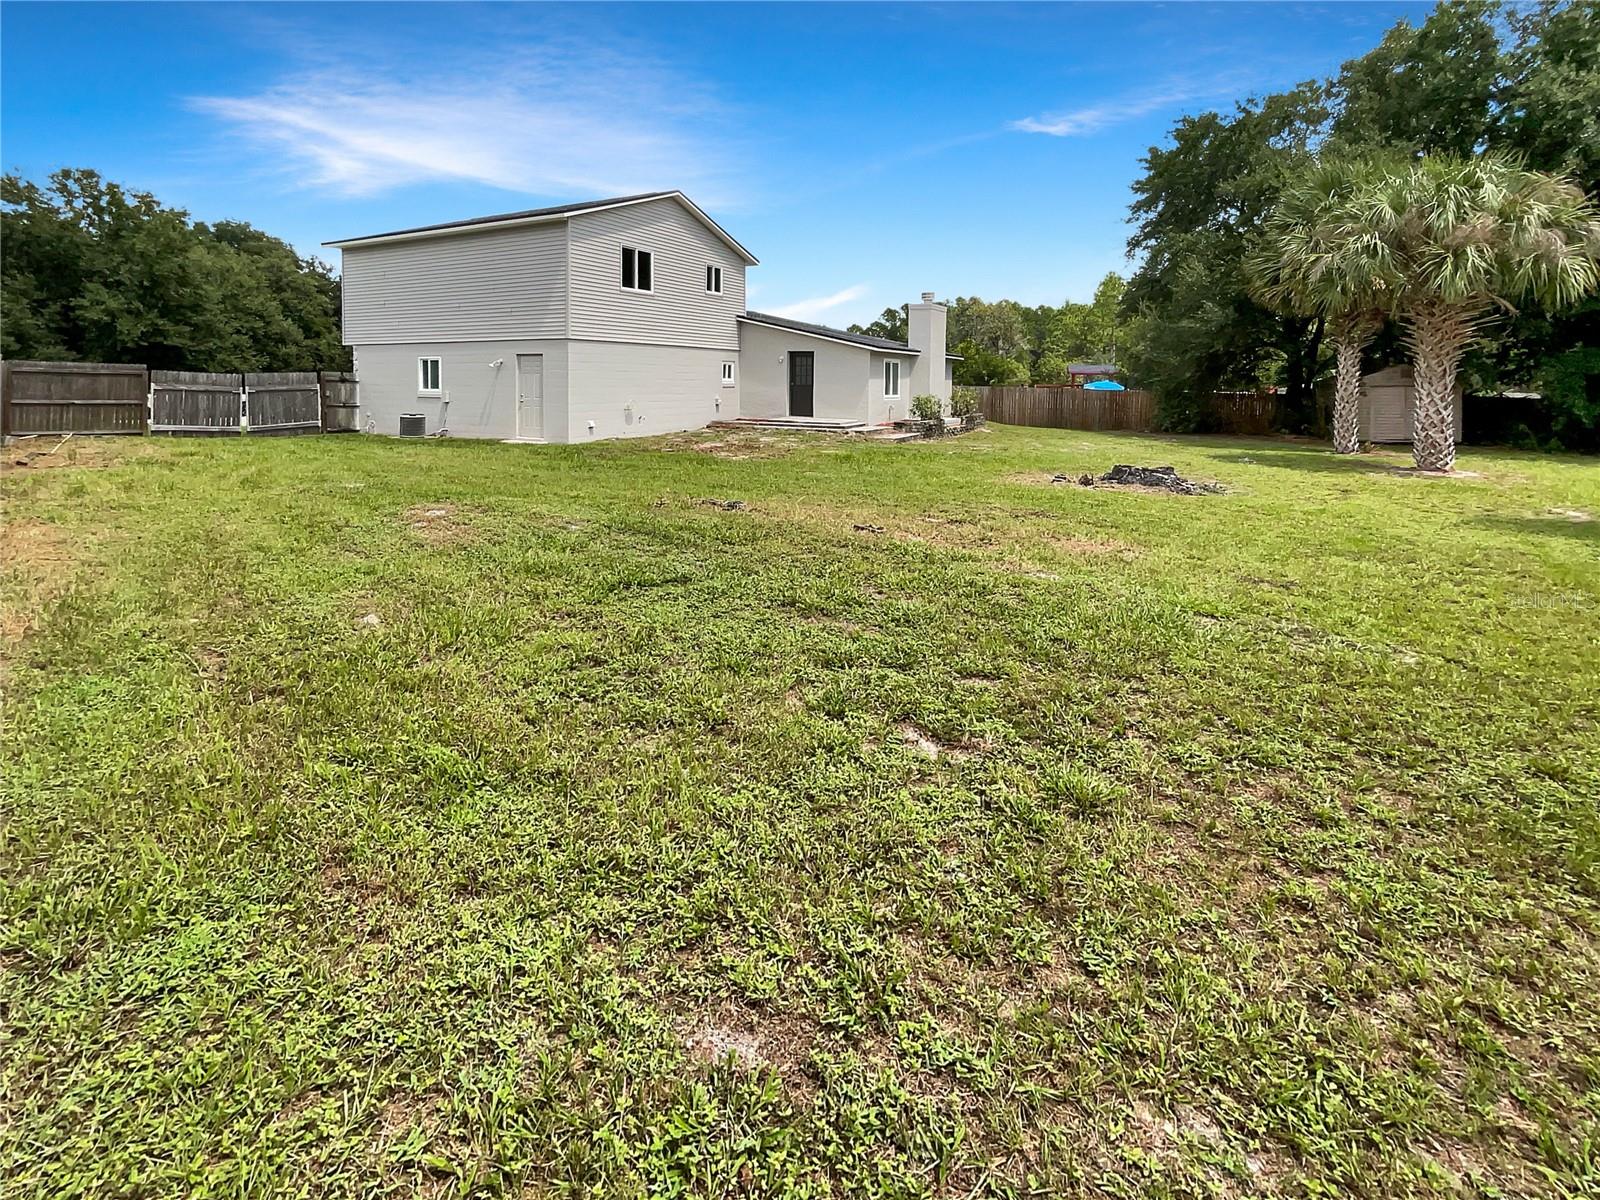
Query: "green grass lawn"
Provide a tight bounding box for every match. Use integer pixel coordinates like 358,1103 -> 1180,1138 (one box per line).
3,424 -> 1597,1198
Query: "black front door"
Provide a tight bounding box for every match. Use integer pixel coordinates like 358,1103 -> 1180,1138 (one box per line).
788,352 -> 814,417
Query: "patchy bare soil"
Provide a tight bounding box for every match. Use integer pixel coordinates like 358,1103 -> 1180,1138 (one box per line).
0,518 -> 76,643
402,504 -> 475,546
660,428 -> 812,460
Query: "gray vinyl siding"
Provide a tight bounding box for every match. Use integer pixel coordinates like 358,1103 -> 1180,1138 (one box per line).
567,198 -> 744,350
340,223 -> 567,344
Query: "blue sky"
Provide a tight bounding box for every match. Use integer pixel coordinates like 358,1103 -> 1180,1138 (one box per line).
2,1 -> 1434,326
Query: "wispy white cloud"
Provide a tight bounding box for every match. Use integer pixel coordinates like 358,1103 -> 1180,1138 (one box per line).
191,38 -> 744,206
766,284 -> 870,322
1011,77 -> 1246,138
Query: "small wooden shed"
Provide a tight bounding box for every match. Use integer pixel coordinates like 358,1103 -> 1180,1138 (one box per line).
1358,365 -> 1462,444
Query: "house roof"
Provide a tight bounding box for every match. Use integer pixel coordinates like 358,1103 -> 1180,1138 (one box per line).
324,191 -> 759,264
739,311 -> 921,354
1068,362 -> 1118,375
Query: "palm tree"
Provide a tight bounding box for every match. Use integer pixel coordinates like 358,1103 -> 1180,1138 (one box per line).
1249,159 -> 1397,454
1344,156 -> 1600,471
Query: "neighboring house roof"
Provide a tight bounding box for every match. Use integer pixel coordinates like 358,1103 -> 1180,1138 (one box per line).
739,311 -> 921,354
1068,362 -> 1118,375
325,191 -> 759,264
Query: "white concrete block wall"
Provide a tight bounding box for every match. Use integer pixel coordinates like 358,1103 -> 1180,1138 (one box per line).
738,322 -> 876,422
867,351 -> 918,425
564,340 -> 738,442
907,296 -> 950,405
351,340 -> 568,440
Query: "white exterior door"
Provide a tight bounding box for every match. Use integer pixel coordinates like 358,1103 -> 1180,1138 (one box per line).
516,354 -> 544,440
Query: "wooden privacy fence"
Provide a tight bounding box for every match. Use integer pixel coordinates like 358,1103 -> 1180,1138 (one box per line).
977,386 -> 1157,431
974,385 -> 1284,436
1206,390 -> 1281,436
320,371 -> 359,432
0,361 -> 149,435
2,361 -> 357,436
149,370 -> 322,435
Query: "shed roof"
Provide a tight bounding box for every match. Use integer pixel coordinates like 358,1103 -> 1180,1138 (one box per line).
325,191 -> 759,264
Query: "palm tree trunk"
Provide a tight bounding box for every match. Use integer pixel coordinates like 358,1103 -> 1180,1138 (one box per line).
1402,301 -> 1477,472
1331,335 -> 1368,454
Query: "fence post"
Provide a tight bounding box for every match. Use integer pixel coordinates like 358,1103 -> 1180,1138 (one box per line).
239,379 -> 249,434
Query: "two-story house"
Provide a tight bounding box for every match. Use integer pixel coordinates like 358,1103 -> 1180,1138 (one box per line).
326,191 -> 950,443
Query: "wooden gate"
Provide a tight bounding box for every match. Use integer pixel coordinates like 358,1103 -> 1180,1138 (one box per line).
150,370 -> 243,434
319,371 -> 360,432
244,372 -> 320,434
149,371 -> 323,435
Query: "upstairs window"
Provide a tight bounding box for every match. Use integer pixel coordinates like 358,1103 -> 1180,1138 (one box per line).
622,246 -> 653,291
418,357 -> 441,393
706,265 -> 723,294
883,360 -> 901,398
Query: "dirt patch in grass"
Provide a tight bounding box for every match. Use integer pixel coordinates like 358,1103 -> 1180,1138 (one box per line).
4,436 -> 159,473
403,504 -> 474,546
0,518 -> 77,643
679,1001 -> 818,1082
896,720 -> 981,761
1040,532 -> 1138,557
992,561 -> 1063,581
660,429 -> 807,460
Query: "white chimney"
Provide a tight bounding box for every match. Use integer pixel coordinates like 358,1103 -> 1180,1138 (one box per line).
907,292 -> 949,406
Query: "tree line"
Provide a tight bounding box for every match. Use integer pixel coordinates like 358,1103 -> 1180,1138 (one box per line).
861,2 -> 1598,449
1126,0 -> 1598,445
851,274 -> 1130,388
1,169 -> 349,372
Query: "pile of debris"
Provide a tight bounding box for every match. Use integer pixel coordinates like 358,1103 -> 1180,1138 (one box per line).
1056,465 -> 1224,495
698,497 -> 748,511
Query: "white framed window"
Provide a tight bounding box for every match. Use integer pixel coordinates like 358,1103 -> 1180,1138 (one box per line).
706,264 -> 723,294
621,246 -> 653,292
883,359 -> 900,398
418,357 -> 441,394
721,361 -> 736,387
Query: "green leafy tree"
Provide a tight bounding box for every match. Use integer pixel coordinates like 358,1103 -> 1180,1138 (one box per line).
1482,0 -> 1600,442
1,168 -> 348,370
1495,0 -> 1600,190
1125,1 -> 1600,447
1326,0 -> 1501,158
1124,83 -> 1330,431
848,305 -> 908,344
948,297 -> 1033,363
951,339 -> 1029,386
1035,273 -> 1128,382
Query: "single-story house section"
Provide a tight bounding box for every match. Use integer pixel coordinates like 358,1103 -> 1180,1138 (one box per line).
738,300 -> 952,427
325,191 -> 951,443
